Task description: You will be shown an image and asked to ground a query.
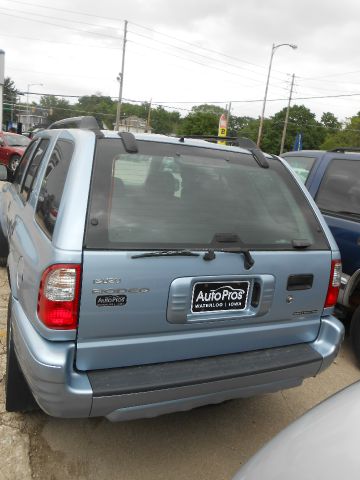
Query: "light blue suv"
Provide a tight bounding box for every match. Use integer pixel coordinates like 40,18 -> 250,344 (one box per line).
0,117 -> 344,421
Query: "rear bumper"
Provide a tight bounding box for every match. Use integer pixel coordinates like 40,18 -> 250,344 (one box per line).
11,298 -> 344,421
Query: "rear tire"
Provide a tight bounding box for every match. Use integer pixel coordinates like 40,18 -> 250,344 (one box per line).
350,306 -> 360,366
5,297 -> 38,412
0,225 -> 9,267
9,155 -> 20,173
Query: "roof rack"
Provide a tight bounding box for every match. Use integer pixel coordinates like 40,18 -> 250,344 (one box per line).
178,135 -> 238,143
177,134 -> 269,168
329,147 -> 360,153
48,116 -> 102,132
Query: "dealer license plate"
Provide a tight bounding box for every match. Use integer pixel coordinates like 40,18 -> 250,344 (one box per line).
191,281 -> 250,314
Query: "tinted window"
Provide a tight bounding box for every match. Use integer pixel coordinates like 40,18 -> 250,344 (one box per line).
316,159 -> 360,216
85,139 -> 328,250
13,139 -> 39,189
35,140 -> 74,238
283,155 -> 316,183
20,139 -> 50,202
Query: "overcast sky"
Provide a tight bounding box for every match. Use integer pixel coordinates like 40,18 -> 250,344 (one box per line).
1,0 -> 360,123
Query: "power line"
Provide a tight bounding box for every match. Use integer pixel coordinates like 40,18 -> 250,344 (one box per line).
128,40 -> 289,93
5,0 -> 283,78
0,10 -> 123,40
8,101 -> 359,133
0,5 -> 119,30
0,32 -> 122,50
130,21 -> 270,73
300,70 -> 360,81
128,30 -> 286,86
23,89 -> 360,105
2,0 -> 124,24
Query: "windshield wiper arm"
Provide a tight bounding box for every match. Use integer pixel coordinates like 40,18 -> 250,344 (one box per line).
203,247 -> 254,270
131,249 -> 200,259
203,233 -> 255,270
221,248 -> 255,270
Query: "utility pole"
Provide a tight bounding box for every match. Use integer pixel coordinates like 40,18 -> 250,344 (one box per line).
0,50 -> 4,130
115,20 -> 128,131
146,98 -> 152,132
279,73 -> 295,155
257,43 -> 297,148
226,101 -> 232,124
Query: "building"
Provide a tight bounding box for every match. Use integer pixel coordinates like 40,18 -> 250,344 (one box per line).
17,107 -> 47,132
116,116 -> 151,134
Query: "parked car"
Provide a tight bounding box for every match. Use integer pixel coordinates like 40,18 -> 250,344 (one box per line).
233,380 -> 360,480
0,117 -> 344,420
0,131 -> 30,171
282,148 -> 360,363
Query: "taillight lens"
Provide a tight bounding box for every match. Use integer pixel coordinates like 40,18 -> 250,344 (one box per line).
37,264 -> 81,329
324,260 -> 342,308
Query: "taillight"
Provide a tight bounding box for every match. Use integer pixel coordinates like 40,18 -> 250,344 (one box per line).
324,260 -> 342,308
37,264 -> 81,329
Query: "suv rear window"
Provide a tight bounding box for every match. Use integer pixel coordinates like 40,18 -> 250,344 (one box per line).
85,139 -> 328,250
316,158 -> 360,216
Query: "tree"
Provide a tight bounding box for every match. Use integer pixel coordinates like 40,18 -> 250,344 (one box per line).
76,95 -> 115,128
177,104 -> 224,136
3,77 -> 19,126
150,106 -> 180,135
228,115 -> 259,143
321,112 -> 341,133
191,104 -> 225,115
321,113 -> 360,150
262,105 -> 326,154
178,112 -> 218,136
39,95 -> 73,124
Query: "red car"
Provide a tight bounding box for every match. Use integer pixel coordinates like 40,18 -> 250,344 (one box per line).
0,132 -> 30,171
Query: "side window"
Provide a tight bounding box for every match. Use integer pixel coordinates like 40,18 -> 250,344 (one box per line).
13,140 -> 39,190
20,139 -> 50,202
35,140 -> 74,238
283,155 -> 316,183
316,159 -> 360,215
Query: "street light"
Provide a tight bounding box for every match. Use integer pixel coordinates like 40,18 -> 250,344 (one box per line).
27,83 -> 43,131
257,43 -> 297,148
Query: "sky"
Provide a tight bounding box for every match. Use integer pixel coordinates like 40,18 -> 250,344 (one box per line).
1,0 -> 360,123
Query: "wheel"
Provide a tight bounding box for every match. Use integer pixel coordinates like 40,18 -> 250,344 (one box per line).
9,154 -> 20,173
5,297 -> 38,412
350,306 -> 360,366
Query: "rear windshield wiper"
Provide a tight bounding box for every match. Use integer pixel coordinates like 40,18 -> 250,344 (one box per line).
203,233 -> 255,270
204,247 -> 254,270
131,249 -> 200,259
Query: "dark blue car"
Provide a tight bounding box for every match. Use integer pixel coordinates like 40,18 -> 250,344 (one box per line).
282,148 -> 360,362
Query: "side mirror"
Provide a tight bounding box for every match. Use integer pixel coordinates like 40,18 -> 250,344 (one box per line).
0,138 -> 4,147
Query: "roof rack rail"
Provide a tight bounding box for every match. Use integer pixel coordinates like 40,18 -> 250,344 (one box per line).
329,147 -> 360,153
118,131 -> 138,153
176,135 -> 269,168
178,135 -> 238,143
48,116 -> 102,131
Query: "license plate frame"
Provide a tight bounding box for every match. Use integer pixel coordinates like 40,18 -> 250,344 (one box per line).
191,281 -> 250,314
